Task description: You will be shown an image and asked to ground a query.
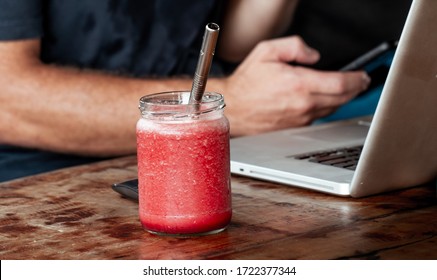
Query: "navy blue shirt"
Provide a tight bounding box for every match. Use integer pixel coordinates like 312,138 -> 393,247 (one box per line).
0,0 -> 224,76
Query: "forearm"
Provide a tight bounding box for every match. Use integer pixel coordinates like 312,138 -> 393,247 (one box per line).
0,57 -> 193,156
218,0 -> 299,62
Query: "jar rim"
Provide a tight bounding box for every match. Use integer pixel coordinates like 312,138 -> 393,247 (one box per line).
139,91 -> 225,119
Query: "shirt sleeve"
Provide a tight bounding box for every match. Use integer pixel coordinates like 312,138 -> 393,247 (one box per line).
0,0 -> 43,40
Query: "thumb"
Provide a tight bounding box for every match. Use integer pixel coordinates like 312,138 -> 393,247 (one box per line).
255,36 -> 320,64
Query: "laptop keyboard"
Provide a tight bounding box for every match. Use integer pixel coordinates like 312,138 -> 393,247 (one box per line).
292,145 -> 363,170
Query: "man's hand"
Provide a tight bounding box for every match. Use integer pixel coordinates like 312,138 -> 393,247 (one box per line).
221,36 -> 370,136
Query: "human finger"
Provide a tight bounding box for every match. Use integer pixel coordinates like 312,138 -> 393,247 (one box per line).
296,68 -> 371,96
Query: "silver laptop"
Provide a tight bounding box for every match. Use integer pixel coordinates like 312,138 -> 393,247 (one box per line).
230,0 -> 437,197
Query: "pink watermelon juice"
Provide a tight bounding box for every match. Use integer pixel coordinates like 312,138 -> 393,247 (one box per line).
136,91 -> 231,235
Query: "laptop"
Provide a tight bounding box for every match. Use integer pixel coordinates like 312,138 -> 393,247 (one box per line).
230,0 -> 437,197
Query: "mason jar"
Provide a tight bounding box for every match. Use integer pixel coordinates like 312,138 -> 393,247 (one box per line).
136,91 -> 231,236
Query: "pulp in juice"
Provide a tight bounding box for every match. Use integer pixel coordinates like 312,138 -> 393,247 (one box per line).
136,116 -> 231,235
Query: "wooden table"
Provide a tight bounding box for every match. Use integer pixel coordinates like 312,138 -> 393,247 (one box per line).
1,156 -> 436,260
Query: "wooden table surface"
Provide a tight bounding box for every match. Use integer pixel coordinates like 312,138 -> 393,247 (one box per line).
1,156 -> 436,260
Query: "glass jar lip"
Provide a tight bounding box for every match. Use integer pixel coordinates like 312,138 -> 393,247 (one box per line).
139,91 -> 225,119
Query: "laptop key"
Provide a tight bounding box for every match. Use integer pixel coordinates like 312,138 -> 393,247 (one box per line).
320,157 -> 356,166
346,165 -> 358,171
332,161 -> 357,168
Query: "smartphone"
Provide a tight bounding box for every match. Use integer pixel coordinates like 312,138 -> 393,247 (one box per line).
340,40 -> 398,96
112,179 -> 138,201
340,40 -> 397,71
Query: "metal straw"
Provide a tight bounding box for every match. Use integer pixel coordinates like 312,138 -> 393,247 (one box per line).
189,23 -> 220,104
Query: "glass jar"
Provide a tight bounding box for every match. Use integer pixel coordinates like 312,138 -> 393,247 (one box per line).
136,91 -> 231,236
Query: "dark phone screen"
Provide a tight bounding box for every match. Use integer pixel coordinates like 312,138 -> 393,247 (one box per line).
360,51 -> 395,95
341,41 -> 397,97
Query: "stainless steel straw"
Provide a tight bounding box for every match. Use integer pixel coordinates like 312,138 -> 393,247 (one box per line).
189,23 -> 220,104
